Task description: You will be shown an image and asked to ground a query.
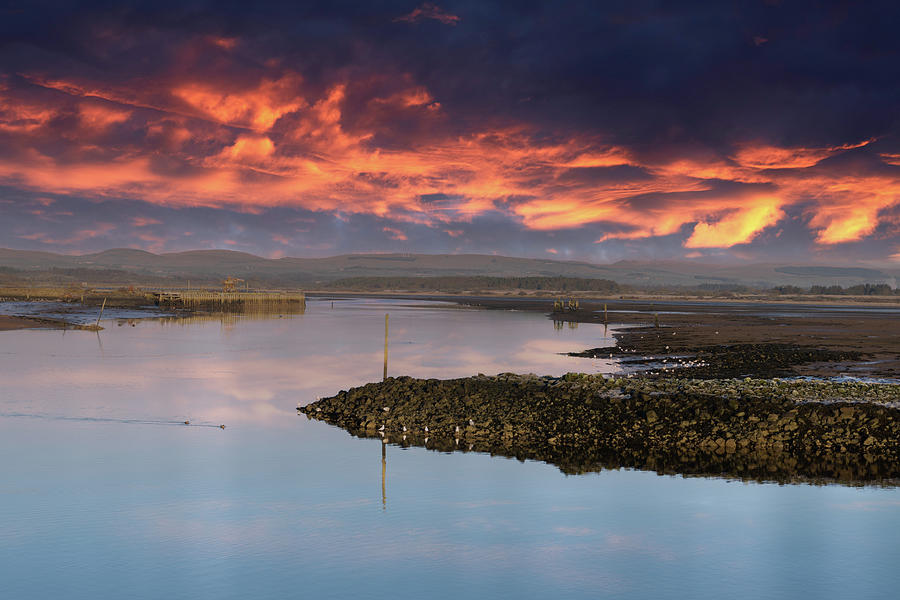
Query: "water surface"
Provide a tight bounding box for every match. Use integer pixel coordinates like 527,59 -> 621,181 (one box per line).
1,297 -> 898,599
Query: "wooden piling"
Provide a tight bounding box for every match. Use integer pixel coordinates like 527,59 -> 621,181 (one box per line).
383,313 -> 389,381
95,298 -> 107,328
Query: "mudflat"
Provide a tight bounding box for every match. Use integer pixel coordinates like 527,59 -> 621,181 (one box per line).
0,315 -> 44,331
457,296 -> 900,379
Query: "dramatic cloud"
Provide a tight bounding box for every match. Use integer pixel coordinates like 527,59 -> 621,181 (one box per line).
0,1 -> 898,262
394,3 -> 460,26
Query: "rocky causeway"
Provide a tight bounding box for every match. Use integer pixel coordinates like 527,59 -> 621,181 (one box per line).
300,373 -> 900,486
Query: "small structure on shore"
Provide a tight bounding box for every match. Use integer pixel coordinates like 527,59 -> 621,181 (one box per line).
222,277 -> 245,292
552,298 -> 580,312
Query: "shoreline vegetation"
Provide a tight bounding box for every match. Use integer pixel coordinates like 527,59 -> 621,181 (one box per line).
2,273 -> 900,299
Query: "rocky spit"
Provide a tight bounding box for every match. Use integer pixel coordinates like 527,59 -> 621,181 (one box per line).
300,374 -> 900,486
568,342 -> 863,379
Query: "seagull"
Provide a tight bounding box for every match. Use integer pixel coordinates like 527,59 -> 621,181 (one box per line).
382,407 -> 390,412
424,426 -> 429,432
402,425 -> 407,432
455,425 -> 461,434
468,419 -> 474,426
378,424 -> 385,431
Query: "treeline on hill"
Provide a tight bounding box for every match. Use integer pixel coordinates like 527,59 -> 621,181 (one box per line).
0,266 -> 25,285
0,267 -> 184,287
324,276 -> 626,293
772,284 -> 899,296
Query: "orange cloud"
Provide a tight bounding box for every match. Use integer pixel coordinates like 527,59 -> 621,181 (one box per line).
733,139 -> 875,170
395,3 -> 460,25
172,74 -> 305,131
79,103 -> 131,130
383,226 -> 408,241
684,196 -> 784,248
798,176 -> 900,244
2,66 -> 898,253
18,223 -> 116,245
132,216 -> 162,227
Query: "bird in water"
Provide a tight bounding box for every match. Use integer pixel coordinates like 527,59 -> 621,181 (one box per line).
183,420 -> 190,425
219,424 -> 226,429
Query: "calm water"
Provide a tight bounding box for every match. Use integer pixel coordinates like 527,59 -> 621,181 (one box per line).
1,297 -> 898,599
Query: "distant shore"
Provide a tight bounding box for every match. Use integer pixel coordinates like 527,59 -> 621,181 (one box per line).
3,293 -> 899,380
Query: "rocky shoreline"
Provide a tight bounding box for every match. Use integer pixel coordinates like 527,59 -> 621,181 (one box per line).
300,373 -> 900,486
568,342 -> 863,379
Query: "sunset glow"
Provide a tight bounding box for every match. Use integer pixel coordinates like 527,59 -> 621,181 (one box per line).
1,2 -> 898,261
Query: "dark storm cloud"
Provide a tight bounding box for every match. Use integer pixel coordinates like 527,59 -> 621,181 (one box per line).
0,1 -> 898,261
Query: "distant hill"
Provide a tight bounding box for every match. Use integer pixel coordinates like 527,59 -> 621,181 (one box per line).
0,248 -> 897,289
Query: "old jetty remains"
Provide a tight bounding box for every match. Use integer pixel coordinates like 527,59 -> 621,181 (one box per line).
300,374 -> 900,485
157,290 -> 306,313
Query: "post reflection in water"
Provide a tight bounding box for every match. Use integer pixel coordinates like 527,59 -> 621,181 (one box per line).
381,440 -> 387,511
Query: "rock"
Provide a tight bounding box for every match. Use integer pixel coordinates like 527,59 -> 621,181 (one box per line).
299,373 -> 900,484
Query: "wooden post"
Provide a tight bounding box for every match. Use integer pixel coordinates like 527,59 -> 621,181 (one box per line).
604,303 -> 608,324
383,313 -> 389,381
95,298 -> 107,328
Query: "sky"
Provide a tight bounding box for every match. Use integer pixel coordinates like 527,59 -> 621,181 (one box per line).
0,0 -> 899,263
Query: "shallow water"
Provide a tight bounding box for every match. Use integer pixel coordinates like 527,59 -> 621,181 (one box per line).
0,300 -> 173,324
1,297 -> 898,599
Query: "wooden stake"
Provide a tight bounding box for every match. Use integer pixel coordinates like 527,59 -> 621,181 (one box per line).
383,313 -> 389,381
95,298 -> 107,328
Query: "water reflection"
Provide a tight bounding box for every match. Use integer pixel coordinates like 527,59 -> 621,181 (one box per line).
2,297 -> 900,599
346,427 -> 900,487
0,298 -> 619,428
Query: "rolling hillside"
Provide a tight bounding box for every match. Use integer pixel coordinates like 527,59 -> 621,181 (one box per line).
0,248 -> 897,289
